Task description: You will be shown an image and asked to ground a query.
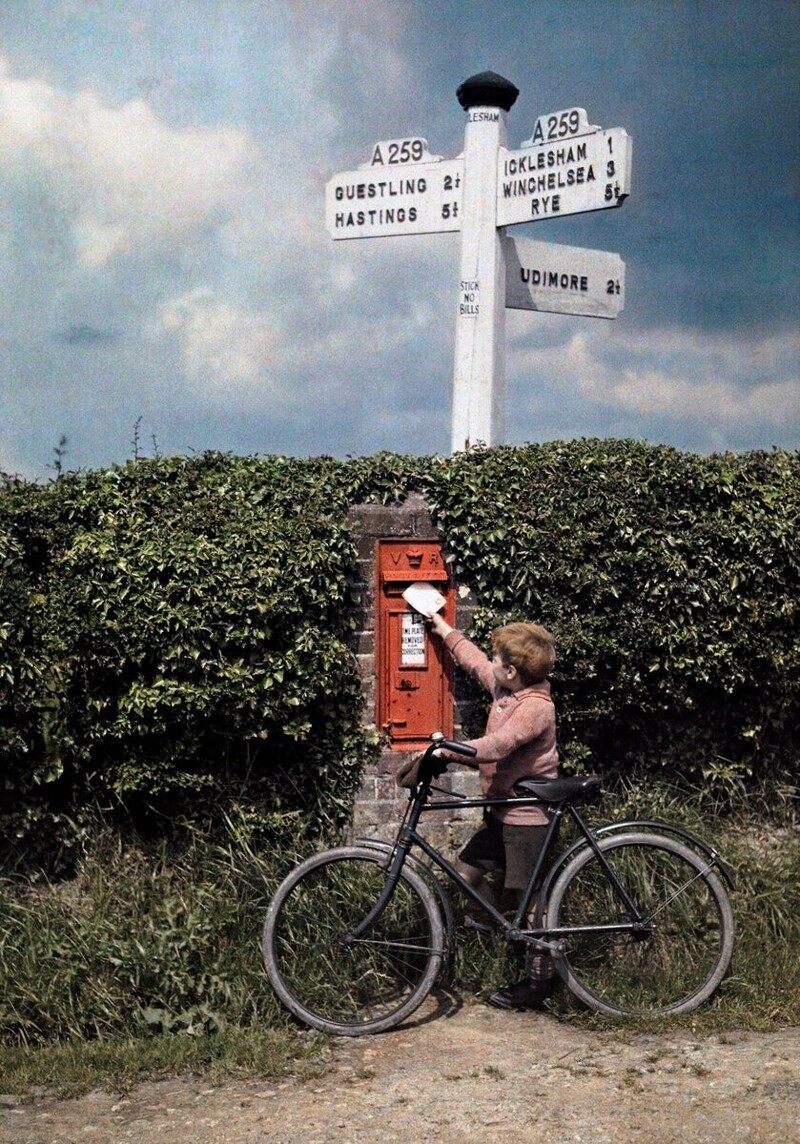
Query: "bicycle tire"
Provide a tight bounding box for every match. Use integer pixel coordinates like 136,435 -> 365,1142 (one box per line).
263,846 -> 445,1036
547,832 -> 735,1016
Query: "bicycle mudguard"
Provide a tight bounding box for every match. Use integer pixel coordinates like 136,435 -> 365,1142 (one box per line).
593,820 -> 736,890
538,820 -> 735,906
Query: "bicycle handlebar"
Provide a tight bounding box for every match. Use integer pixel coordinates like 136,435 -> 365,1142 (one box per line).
428,733 -> 477,759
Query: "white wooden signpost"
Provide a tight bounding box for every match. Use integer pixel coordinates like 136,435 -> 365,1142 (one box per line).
503,235 -> 625,319
324,72 -> 632,452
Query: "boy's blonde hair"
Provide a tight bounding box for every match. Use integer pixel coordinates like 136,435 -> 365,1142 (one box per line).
492,622 -> 556,686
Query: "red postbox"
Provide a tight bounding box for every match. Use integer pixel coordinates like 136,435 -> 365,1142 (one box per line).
376,539 -> 455,749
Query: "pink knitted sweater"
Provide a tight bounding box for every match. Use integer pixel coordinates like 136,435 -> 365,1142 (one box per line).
443,631 -> 558,825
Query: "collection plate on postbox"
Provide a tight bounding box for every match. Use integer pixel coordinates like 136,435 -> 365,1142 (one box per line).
376,539 -> 455,749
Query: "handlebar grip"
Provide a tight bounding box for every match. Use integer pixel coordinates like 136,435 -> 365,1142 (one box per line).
438,739 -> 477,758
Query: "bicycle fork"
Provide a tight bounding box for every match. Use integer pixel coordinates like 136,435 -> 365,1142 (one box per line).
344,801 -> 424,946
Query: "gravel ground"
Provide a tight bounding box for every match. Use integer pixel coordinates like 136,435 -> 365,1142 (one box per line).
2,999 -> 799,1144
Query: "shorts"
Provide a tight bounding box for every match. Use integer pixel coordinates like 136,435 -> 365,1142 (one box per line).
458,811 -> 549,892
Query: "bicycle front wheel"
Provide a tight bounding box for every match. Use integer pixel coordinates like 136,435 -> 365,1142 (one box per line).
547,832 -> 735,1016
263,847 -> 445,1036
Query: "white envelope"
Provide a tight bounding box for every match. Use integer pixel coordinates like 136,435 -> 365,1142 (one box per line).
402,581 -> 447,617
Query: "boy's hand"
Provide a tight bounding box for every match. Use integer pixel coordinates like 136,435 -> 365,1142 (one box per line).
427,612 -> 453,639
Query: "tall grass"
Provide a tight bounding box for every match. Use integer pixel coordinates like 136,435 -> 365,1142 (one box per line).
0,784 -> 798,1093
0,816 -> 299,1048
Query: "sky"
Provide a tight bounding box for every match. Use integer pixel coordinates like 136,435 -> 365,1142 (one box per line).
1,0 -> 798,479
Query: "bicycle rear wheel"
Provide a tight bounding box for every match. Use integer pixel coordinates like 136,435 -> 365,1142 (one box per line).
547,832 -> 734,1016
263,846 -> 445,1036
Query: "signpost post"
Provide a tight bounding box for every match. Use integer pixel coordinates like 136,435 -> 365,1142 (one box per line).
324,73 -> 632,452
450,73 -> 518,451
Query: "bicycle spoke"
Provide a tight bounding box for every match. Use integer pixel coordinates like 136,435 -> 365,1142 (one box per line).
349,938 -> 441,953
647,863 -> 714,919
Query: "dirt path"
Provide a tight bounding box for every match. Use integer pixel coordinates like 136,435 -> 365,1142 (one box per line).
2,1001 -> 799,1143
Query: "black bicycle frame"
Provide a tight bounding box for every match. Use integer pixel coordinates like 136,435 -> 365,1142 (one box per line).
348,782 -> 650,950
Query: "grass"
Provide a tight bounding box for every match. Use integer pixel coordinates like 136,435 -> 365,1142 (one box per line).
0,827 -> 286,1047
0,1025 -> 324,1101
0,783 -> 798,1096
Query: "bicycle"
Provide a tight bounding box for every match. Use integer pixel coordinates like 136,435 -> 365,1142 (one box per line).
263,733 -> 735,1036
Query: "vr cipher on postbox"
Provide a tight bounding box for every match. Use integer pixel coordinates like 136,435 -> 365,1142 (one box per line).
376,539 -> 455,750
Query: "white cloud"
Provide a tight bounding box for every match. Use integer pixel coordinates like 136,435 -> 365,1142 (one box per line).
513,324 -> 800,431
285,0 -> 412,102
154,288 -> 280,396
0,50 -> 453,423
0,55 -> 258,269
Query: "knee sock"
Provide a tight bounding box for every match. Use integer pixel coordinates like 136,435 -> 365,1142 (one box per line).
526,951 -> 555,983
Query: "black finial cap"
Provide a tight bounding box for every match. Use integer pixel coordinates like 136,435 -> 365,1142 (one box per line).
456,71 -> 519,112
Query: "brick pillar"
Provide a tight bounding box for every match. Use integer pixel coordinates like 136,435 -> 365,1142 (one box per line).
347,495 -> 482,852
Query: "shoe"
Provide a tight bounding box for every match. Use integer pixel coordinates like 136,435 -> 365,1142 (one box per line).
487,979 -> 554,1011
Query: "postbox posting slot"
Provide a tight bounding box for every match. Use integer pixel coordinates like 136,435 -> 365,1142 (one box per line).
382,569 -> 449,583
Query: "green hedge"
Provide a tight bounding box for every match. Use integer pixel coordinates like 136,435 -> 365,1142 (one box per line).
425,442 -> 799,786
0,455 -> 379,864
1,442 -> 797,864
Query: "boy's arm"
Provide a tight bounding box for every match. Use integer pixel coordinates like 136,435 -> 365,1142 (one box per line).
453,698 -> 552,762
427,614 -> 496,694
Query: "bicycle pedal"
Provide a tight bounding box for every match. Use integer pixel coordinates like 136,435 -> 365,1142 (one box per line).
464,914 -> 496,934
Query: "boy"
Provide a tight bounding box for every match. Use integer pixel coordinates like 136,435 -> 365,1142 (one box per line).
426,610 -> 558,1010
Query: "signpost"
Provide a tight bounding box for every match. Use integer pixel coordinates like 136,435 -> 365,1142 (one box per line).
324,74 -> 632,451
324,144 -> 464,239
503,235 -> 625,319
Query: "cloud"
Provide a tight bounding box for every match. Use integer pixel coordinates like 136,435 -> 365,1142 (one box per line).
55,324 -> 119,346
287,0 -> 413,114
1,4 -> 797,476
152,287 -> 282,395
512,324 -> 800,432
0,55 -> 258,270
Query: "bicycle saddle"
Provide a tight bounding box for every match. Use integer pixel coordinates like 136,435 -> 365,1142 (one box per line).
513,775 -> 603,804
